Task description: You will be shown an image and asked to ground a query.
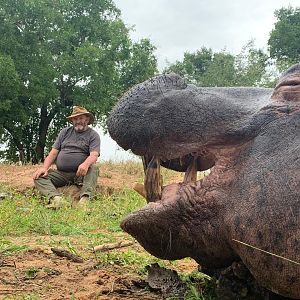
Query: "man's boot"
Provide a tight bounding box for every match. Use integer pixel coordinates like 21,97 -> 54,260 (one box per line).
46,196 -> 70,209
77,195 -> 89,210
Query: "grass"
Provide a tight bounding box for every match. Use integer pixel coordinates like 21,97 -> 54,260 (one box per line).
0,188 -> 144,237
0,160 -> 216,299
0,239 -> 28,256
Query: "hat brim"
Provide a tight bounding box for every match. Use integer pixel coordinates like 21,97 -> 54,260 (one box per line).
66,112 -> 95,125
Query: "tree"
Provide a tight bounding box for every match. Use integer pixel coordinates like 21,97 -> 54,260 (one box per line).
0,0 -> 157,163
234,41 -> 270,86
120,39 -> 157,90
165,47 -> 214,85
165,42 -> 269,87
268,6 -> 300,71
0,55 -> 32,161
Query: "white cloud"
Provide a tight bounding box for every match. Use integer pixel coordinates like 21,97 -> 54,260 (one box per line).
114,0 -> 299,70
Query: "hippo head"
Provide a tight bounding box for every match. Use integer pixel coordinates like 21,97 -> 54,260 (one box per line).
107,64 -> 300,298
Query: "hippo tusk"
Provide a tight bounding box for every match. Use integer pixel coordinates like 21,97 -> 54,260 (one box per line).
138,154 -> 198,200
144,156 -> 162,202
135,155 -> 163,201
183,155 -> 198,183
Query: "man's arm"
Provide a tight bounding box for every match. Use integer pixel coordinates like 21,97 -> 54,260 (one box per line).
33,148 -> 59,179
76,150 -> 99,177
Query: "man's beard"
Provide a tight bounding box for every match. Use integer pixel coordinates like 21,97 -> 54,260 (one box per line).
74,123 -> 88,132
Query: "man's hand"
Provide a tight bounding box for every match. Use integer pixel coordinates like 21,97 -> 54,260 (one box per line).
76,151 -> 99,177
33,167 -> 48,179
32,148 -> 59,180
76,162 -> 89,177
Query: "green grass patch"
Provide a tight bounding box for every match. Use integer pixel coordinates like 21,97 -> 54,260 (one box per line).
0,188 -> 145,237
0,239 -> 28,256
181,271 -> 217,300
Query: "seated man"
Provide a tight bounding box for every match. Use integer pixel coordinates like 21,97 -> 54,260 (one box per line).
33,106 -> 100,209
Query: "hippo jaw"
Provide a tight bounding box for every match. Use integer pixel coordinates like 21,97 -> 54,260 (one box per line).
120,143 -> 243,266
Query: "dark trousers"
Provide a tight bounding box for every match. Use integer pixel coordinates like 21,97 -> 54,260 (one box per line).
34,165 -> 99,199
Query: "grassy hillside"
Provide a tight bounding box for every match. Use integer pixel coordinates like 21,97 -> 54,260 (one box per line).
0,161 -> 216,300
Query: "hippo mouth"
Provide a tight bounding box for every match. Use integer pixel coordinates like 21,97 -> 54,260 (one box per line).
121,147 -> 235,261
136,150 -> 216,202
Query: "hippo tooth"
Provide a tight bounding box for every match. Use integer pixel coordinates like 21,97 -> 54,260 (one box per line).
183,155 -> 198,183
144,156 -> 162,202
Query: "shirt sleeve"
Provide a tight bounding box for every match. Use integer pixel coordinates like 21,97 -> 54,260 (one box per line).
89,129 -> 101,155
52,128 -> 68,150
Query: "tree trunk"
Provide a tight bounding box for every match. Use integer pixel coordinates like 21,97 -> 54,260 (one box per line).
35,104 -> 59,163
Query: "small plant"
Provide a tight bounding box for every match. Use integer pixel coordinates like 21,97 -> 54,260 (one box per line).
24,267 -> 39,280
181,271 -> 217,300
0,239 -> 28,256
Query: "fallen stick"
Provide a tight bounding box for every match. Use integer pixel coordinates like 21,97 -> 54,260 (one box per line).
51,248 -> 84,263
93,241 -> 134,252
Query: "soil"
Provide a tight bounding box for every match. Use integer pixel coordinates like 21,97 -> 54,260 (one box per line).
1,247 -> 157,300
0,164 -> 198,300
0,164 -> 140,193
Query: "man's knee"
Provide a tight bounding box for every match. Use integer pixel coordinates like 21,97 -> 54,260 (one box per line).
33,176 -> 47,187
89,164 -> 99,177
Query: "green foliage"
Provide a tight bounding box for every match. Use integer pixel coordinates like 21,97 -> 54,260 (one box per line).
24,267 -> 40,280
165,42 -> 270,87
268,6 -> 300,70
0,0 -> 157,162
120,39 -> 158,89
0,187 -> 145,236
165,271 -> 217,300
182,271 -> 217,300
0,239 -> 28,255
95,249 -> 157,269
0,54 -> 21,140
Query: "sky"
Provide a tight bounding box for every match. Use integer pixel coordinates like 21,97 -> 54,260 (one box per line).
114,0 -> 298,70
101,0 -> 299,161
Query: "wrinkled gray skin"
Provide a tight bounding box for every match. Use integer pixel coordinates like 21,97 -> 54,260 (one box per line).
108,64 -> 300,299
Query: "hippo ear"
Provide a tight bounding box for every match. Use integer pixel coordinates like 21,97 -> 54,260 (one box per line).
271,64 -> 300,102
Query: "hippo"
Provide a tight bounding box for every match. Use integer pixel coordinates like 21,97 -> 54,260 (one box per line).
107,64 -> 300,299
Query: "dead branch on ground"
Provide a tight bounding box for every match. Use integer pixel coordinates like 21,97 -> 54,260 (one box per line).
51,248 -> 84,263
93,241 -> 134,252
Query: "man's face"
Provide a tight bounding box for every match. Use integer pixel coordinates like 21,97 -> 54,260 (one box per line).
71,114 -> 90,132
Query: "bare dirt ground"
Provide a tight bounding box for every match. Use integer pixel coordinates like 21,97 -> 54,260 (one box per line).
0,243 -> 198,300
0,164 -> 198,300
0,163 -> 141,193
1,247 -> 158,300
